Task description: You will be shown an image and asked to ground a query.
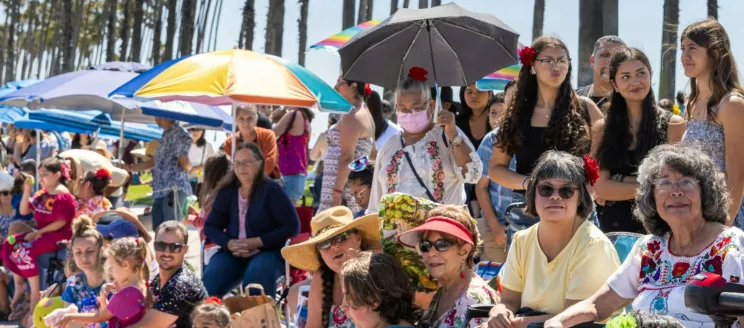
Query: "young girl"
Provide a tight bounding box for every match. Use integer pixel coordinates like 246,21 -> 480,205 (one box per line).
187,153 -> 230,264
191,297 -> 231,328
76,168 -> 112,217
1,157 -> 77,314
60,237 -> 149,328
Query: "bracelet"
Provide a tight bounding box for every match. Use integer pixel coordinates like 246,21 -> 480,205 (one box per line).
333,188 -> 344,194
521,176 -> 529,190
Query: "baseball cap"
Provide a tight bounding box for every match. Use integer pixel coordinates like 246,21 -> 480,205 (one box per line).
96,219 -> 139,239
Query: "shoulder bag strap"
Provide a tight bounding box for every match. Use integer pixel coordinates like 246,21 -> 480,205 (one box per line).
400,137 -> 437,202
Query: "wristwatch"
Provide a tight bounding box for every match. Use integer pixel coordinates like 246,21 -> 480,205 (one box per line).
450,135 -> 464,148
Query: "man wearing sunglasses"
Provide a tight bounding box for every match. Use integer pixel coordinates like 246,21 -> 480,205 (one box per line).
138,221 -> 207,328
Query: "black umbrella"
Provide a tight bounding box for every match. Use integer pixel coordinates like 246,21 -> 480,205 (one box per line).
339,3 -> 520,89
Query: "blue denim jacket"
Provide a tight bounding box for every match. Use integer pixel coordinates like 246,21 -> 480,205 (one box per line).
476,129 -> 517,225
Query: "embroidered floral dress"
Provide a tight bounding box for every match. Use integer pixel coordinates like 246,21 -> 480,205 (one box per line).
422,276 -> 499,328
368,126 -> 481,214
77,195 -> 112,217
328,304 -> 355,328
608,228 -> 744,328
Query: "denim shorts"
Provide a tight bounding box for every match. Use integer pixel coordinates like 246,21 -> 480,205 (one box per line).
282,174 -> 307,201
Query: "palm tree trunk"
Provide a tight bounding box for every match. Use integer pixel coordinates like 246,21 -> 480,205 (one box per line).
211,0 -> 222,51
264,0 -> 284,56
707,0 -> 717,19
75,0 -> 93,69
532,0 -> 544,41
21,0 -> 39,79
207,0 -> 220,50
365,0 -> 373,20
238,0 -> 255,49
418,0 -> 427,8
36,0 -> 55,78
577,0 -> 617,87
152,0 -> 164,64
120,0 -> 132,61
402,0 -> 409,9
106,0 -> 118,62
179,0 -> 197,56
5,0 -> 21,82
430,0 -> 440,6
163,0 -> 177,60
129,0 -> 144,62
358,0 -> 367,24
60,0 -> 75,73
390,0 -> 397,15
298,0 -> 308,66
342,0 -> 355,29
195,0 -> 211,53
659,0 -> 679,100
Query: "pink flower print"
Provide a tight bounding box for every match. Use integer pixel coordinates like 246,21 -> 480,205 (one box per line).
443,308 -> 458,326
433,191 -> 442,200
332,306 -> 348,325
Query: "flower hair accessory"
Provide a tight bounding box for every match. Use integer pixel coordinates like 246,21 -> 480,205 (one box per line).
408,66 -> 428,81
204,296 -> 223,306
518,46 -> 537,66
364,83 -> 372,97
59,163 -> 71,180
583,155 -> 600,186
95,168 -> 112,180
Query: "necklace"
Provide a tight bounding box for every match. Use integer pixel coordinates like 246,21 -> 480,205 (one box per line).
676,220 -> 706,256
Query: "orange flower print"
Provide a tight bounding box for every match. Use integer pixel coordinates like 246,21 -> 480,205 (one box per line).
44,198 -> 54,211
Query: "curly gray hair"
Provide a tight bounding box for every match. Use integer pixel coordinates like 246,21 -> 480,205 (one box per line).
634,144 -> 730,236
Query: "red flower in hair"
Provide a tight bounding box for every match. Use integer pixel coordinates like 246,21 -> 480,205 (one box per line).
204,296 -> 223,305
364,83 -> 372,97
145,281 -> 150,288
95,168 -> 111,180
583,155 -> 600,186
518,46 -> 537,66
408,66 -> 428,81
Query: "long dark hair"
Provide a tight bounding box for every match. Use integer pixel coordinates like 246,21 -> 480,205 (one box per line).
682,19 -> 744,121
366,90 -> 387,140
71,133 -> 93,149
495,36 -> 591,157
458,85 -> 493,119
191,129 -> 207,147
597,48 -> 667,172
82,170 -> 111,196
199,153 -> 230,209
320,262 -> 335,328
40,157 -> 70,186
215,142 -> 265,200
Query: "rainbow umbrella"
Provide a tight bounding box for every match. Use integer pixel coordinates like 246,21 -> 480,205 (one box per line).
475,43 -> 525,91
310,20 -> 382,51
110,49 -> 352,113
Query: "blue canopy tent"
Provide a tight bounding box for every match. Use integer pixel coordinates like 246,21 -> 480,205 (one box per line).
0,106 -> 27,124
27,109 -> 162,142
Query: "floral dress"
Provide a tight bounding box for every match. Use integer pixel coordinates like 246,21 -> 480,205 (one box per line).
422,277 -> 499,328
77,195 -> 112,217
328,304 -> 355,328
608,228 -> 744,328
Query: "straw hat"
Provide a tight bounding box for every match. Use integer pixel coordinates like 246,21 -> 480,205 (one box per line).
281,206 -> 381,271
94,140 -> 113,159
130,140 -> 159,161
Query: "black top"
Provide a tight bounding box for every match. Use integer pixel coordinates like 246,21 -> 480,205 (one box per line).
515,126 -> 548,176
150,266 -> 209,328
455,113 -> 490,151
576,85 -> 609,110
257,112 -> 273,129
598,110 -> 673,234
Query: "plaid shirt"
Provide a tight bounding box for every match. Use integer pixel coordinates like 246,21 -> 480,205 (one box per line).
477,129 -> 516,225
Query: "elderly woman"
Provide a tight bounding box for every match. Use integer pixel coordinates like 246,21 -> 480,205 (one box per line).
202,142 -> 299,297
222,105 -> 281,179
282,206 -> 382,328
367,68 -> 481,213
486,151 -> 620,328
398,205 -> 498,328
544,144 -> 744,328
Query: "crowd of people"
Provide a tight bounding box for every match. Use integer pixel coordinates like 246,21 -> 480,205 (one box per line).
0,16 -> 739,328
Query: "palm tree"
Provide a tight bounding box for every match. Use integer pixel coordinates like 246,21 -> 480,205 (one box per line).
390,0 -> 397,15
342,0 -> 355,29
20,0 -> 39,78
151,0 -> 163,64
431,0 -> 440,6
298,0 -> 309,66
106,0 -> 118,61
532,0 -> 544,41
264,0 -> 285,56
163,0 -> 177,60
131,0 -> 144,62
179,0 -> 197,56
419,0 -> 427,8
36,0 -> 55,78
195,0 -> 212,53
5,0 -> 21,82
238,0 -> 255,50
707,0 -> 717,19
358,0 -> 368,24
61,0 -> 76,73
577,0 -> 618,87
210,0 -> 223,51
402,0 -> 409,8
659,0 -> 679,100
120,0 -> 132,61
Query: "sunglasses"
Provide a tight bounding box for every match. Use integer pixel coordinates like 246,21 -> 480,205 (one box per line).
418,239 -> 454,253
154,241 -> 186,253
0,191 -> 9,196
536,184 -> 577,199
316,230 -> 356,251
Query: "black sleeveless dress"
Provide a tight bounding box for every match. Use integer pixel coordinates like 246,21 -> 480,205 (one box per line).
598,110 -> 673,234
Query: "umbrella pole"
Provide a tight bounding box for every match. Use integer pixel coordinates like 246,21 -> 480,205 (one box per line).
118,108 -> 127,161
426,19 -> 443,123
35,129 -> 40,191
231,101 -> 237,158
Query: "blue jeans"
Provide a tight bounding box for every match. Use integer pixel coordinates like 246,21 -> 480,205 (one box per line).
151,189 -> 190,232
282,174 -> 307,201
202,250 -> 284,298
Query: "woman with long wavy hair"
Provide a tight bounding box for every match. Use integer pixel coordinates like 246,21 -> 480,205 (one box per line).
488,36 -> 603,247
592,48 -> 686,234
679,18 -> 744,227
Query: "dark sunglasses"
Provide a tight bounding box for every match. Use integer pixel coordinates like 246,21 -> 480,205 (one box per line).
537,184 -> 577,199
418,239 -> 454,253
316,230 -> 356,251
154,241 -> 186,253
0,191 -> 10,196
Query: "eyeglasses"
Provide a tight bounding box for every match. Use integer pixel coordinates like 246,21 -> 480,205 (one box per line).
316,230 -> 356,251
0,191 -> 10,196
352,187 -> 368,199
154,241 -> 186,253
396,102 -> 430,114
654,177 -> 699,192
534,58 -> 570,69
418,239 -> 454,253
234,160 -> 258,169
537,184 -> 577,199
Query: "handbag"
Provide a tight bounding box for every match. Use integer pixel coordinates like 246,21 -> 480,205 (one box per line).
226,284 -> 281,328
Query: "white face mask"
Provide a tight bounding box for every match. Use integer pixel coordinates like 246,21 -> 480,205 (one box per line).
397,109 -> 430,134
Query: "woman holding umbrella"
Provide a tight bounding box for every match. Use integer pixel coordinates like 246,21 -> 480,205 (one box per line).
317,78 -> 375,213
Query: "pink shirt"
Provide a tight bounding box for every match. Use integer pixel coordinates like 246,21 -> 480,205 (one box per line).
238,191 -> 249,239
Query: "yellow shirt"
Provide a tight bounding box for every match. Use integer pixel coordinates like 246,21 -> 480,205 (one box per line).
499,220 -> 620,314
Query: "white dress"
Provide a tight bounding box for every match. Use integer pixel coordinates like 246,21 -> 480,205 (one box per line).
367,125 -> 481,213
608,228 -> 744,328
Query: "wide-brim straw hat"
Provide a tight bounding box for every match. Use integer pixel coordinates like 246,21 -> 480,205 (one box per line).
281,206 -> 381,271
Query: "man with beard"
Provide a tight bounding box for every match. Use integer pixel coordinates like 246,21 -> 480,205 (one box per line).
138,221 -> 207,328
576,36 -> 627,109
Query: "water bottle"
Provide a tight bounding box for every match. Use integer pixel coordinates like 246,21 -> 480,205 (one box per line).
81,296 -> 98,328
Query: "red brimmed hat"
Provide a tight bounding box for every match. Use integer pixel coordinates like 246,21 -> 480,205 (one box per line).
397,217 -> 474,249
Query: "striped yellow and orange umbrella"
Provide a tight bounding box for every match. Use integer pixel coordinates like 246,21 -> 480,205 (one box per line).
110,49 -> 352,113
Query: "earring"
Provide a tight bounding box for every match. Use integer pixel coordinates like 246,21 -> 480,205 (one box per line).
460,263 -> 465,278
530,68 -> 536,75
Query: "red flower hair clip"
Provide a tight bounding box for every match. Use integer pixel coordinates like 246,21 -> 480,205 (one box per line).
364,83 -> 372,97
518,46 -> 537,66
204,296 -> 223,306
145,281 -> 150,288
583,155 -> 600,186
95,168 -> 112,180
408,66 -> 428,81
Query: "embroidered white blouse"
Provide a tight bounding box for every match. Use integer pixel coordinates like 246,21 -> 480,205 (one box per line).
367,126 -> 481,214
